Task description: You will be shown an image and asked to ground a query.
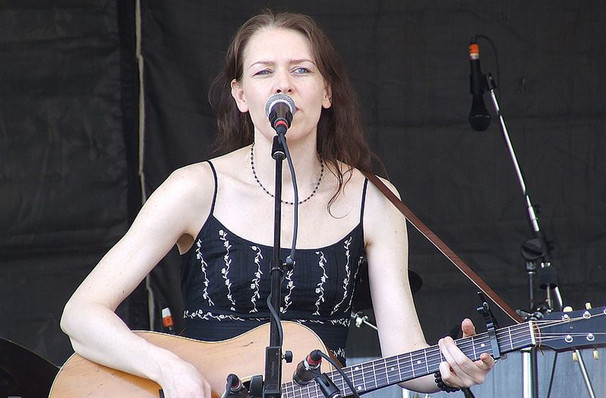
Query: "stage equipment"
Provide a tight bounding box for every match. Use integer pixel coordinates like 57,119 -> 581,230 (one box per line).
472,34 -> 597,398
265,93 -> 296,135
292,350 -> 322,385
468,39 -> 491,131
261,109 -> 295,398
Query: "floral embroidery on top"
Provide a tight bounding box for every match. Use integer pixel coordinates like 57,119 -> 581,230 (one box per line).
333,347 -> 347,362
182,163 -> 369,366
331,236 -> 352,315
184,309 -> 267,323
184,309 -> 245,321
282,266 -> 295,313
313,251 -> 328,315
329,317 -> 351,328
249,245 -> 264,313
219,229 -> 236,311
196,239 -> 214,306
348,255 -> 365,309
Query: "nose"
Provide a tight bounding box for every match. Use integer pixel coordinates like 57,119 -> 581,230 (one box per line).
274,69 -> 293,94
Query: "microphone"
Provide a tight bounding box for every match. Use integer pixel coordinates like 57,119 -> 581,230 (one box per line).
220,374 -> 248,398
265,93 -> 296,135
468,39 -> 491,131
292,350 -> 322,385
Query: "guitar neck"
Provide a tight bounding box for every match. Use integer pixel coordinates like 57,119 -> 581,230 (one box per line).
281,322 -> 535,397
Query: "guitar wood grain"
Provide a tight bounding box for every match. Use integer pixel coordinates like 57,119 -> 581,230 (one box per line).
49,322 -> 329,398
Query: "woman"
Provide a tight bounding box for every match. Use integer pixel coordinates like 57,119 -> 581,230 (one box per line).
61,10 -> 494,397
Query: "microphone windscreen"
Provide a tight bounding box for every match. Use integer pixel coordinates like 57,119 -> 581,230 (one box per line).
265,93 -> 296,118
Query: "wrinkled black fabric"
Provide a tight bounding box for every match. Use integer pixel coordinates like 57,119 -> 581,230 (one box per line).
0,0 -> 141,366
142,1 -> 606,348
1,1 -> 605,372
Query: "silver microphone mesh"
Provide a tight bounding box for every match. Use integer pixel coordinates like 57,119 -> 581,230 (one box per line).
264,93 -> 296,118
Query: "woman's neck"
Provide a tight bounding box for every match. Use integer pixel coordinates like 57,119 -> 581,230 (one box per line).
250,134 -> 324,202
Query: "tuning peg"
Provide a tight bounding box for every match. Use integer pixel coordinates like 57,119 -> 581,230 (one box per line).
572,351 -> 579,362
585,303 -> 592,309
594,349 -> 600,360
563,306 -> 573,312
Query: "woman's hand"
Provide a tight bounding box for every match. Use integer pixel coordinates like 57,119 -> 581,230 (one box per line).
437,318 -> 496,389
156,356 -> 212,398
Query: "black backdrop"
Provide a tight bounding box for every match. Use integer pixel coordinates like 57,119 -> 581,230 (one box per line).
0,0 -> 146,367
1,0 -> 605,375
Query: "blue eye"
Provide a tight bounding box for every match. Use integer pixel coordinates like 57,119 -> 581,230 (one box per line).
254,69 -> 271,76
293,67 -> 310,74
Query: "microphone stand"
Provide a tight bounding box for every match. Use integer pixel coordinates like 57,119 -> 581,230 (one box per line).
263,134 -> 289,398
484,73 -> 596,398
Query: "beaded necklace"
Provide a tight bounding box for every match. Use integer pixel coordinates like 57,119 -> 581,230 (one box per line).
249,144 -> 324,205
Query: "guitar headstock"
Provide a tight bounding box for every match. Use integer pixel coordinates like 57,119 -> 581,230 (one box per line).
538,304 -> 606,352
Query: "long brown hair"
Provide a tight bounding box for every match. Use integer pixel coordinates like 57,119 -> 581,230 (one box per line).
209,11 -> 379,202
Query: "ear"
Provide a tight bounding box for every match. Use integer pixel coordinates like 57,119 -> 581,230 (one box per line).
230,79 -> 249,113
322,82 -> 332,109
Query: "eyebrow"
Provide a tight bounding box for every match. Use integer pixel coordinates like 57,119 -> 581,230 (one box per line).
248,58 -> 316,70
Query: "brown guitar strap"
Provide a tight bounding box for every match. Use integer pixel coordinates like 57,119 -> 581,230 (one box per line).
362,171 -> 523,323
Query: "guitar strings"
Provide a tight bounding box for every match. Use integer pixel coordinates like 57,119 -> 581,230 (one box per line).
345,314 -> 602,382
358,314 -> 601,394
287,324 -> 595,398
281,311 -> 605,398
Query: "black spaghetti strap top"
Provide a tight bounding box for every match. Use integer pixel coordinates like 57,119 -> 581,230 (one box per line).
181,161 -> 368,363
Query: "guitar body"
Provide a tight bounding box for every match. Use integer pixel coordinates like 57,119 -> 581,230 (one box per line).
49,322 -> 328,398
49,306 -> 606,398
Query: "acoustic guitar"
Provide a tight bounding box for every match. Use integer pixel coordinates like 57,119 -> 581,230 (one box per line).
49,305 -> 606,397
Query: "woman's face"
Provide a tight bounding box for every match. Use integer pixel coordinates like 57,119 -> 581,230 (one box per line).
231,27 -> 332,143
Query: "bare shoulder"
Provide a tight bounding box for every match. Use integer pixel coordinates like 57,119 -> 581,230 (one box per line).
158,150 -> 248,212
142,162 -> 217,231
165,161 -> 213,185
364,174 -> 403,211
334,166 -> 402,212
362,173 -> 407,244
156,162 -> 216,200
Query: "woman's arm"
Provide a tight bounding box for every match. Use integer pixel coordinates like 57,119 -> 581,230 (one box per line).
362,175 -> 494,393
60,165 -> 214,398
